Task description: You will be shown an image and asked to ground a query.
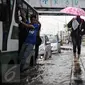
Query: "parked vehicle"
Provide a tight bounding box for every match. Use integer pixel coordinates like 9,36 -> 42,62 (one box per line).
38,34 -> 52,60
48,35 -> 61,53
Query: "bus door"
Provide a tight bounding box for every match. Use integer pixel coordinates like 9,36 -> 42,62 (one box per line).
0,0 -> 18,52
0,0 -> 8,52
7,0 -> 18,52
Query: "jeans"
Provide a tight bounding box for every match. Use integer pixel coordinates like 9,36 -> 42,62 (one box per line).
19,43 -> 34,71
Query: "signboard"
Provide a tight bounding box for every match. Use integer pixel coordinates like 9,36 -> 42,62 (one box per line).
28,0 -> 85,8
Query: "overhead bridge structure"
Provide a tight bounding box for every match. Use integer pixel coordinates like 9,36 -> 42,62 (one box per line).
27,0 -> 85,15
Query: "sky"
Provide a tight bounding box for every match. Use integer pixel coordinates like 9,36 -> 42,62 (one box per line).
39,15 -> 85,35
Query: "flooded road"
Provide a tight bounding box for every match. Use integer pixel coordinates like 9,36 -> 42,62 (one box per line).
21,50 -> 73,85
1,47 -> 85,85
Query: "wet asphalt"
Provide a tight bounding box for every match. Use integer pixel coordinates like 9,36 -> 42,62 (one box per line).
1,48 -> 85,85
21,50 -> 73,85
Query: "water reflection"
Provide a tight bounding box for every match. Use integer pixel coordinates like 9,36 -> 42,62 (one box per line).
73,61 -> 83,85
74,79 -> 83,85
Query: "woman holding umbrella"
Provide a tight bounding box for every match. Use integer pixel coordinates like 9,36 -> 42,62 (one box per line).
67,15 -> 85,61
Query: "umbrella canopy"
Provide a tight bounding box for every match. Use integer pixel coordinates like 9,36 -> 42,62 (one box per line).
60,7 -> 85,16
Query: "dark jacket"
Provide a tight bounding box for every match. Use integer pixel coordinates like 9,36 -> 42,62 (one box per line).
67,18 -> 85,38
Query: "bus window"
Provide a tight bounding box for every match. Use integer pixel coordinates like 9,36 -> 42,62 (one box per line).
0,0 -> 14,22
11,26 -> 19,39
22,2 -> 32,21
10,0 -> 14,10
9,0 -> 14,23
0,4 -> 7,21
15,1 -> 28,23
23,2 -> 27,9
1,0 -> 15,51
22,2 -> 28,21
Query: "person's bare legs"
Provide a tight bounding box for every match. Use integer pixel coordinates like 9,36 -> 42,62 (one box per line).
74,53 -> 76,58
78,54 -> 80,60
74,53 -> 77,62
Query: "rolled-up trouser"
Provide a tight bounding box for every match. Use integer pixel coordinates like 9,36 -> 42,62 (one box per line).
19,43 -> 34,71
72,36 -> 81,55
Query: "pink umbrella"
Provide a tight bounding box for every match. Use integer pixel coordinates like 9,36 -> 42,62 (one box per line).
60,7 -> 85,16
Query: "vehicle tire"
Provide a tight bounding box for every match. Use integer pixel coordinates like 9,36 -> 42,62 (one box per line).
58,49 -> 61,53
44,52 -> 48,60
49,51 -> 52,58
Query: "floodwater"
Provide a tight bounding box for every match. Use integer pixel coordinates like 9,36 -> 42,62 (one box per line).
21,50 -> 73,85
